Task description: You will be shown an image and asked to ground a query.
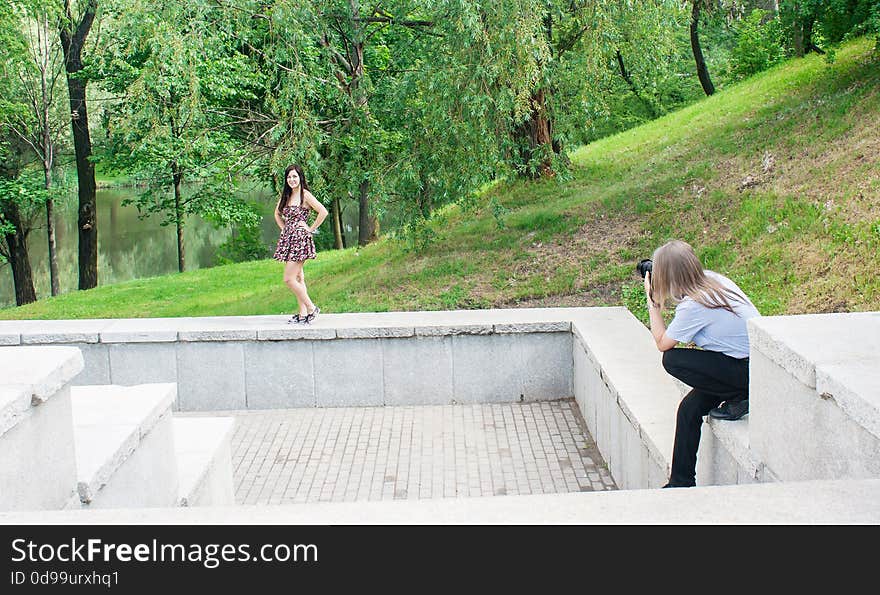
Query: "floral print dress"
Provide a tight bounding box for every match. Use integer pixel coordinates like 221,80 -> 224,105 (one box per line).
273,204 -> 316,262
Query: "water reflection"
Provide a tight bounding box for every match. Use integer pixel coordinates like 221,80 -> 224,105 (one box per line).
0,184 -> 367,309
1,186 -> 251,307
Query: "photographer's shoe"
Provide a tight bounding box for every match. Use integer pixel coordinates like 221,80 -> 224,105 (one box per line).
709,399 -> 749,421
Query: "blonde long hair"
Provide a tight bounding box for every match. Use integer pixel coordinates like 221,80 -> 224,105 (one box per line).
650,240 -> 746,314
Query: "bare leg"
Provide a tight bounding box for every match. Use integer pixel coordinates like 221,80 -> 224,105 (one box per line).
284,261 -> 313,316
298,265 -> 316,314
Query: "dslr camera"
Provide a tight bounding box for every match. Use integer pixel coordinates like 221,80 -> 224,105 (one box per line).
636,259 -> 653,279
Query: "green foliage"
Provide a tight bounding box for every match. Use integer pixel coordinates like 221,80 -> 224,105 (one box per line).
5,0 -> 880,308
95,0 -> 269,271
3,37 -> 879,319
439,284 -> 468,309
397,213 -> 441,253
490,196 -> 509,230
0,168 -> 50,263
621,281 -> 649,326
814,0 -> 879,42
216,223 -> 269,265
0,170 -> 49,209
729,9 -> 787,80
779,0 -> 879,53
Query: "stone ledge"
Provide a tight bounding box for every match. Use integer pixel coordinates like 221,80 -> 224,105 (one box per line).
100,331 -> 178,343
336,326 -> 415,339
816,360 -> 880,441
414,324 -> 493,336
8,310 -> 582,345
494,321 -> 571,334
0,319 -> 113,346
0,346 -> 84,405
173,417 -> 235,506
749,312 -> 880,389
22,332 -> 100,344
70,384 -> 176,503
570,308 -> 680,480
257,328 -> 337,340
0,385 -> 32,438
72,384 -> 177,440
178,330 -> 258,342
0,334 -> 20,346
1,479 -> 877,524
99,319 -> 183,343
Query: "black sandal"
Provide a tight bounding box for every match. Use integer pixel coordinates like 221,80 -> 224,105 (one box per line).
287,314 -> 301,324
304,306 -> 320,323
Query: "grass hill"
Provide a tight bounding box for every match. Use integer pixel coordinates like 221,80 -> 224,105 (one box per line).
3,37 -> 878,323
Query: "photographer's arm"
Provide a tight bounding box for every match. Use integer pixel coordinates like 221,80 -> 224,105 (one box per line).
644,273 -> 677,352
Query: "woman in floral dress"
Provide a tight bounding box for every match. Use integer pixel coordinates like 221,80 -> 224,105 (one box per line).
273,164 -> 328,324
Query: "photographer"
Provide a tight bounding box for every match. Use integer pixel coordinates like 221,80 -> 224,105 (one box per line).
641,240 -> 760,488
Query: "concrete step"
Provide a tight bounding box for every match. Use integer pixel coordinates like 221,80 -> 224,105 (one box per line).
173,417 -> 236,506
0,346 -> 83,511
71,384 -> 178,508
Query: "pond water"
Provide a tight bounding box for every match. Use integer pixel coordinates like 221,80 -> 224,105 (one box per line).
0,184 -> 363,309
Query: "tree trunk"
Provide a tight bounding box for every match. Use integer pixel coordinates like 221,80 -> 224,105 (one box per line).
331,196 -> 345,249
794,18 -> 821,56
173,169 -> 185,272
515,88 -> 555,178
1,201 -> 38,306
60,0 -> 99,290
793,23 -> 804,57
417,183 -> 432,218
43,169 -> 60,296
690,1 -> 715,96
68,73 -> 98,290
39,17 -> 60,297
357,180 -> 378,247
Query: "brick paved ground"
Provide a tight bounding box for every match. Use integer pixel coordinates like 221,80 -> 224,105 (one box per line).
193,398 -> 616,505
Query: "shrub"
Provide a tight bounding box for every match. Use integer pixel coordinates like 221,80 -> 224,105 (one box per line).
216,223 -> 269,265
729,9 -> 787,81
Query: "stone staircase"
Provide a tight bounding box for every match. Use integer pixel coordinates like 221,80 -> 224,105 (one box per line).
0,345 -> 235,512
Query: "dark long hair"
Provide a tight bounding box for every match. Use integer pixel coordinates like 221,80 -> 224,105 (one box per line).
276,164 -> 310,215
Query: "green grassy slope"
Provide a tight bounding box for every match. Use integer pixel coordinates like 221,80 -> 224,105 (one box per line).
3,38 -> 878,322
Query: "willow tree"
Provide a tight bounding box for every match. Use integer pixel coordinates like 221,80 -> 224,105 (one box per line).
427,0 -> 684,178
205,1 -> 330,245
238,0 -> 441,248
294,0 -> 447,246
98,0 -> 262,272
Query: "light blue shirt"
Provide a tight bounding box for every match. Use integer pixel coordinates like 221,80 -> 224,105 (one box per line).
665,271 -> 760,359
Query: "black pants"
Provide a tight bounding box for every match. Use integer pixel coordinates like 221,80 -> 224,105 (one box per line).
662,348 -> 750,487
